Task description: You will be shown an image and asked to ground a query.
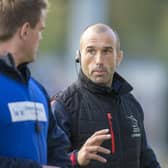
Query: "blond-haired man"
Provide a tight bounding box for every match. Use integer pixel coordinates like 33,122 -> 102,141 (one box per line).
0,1 -> 71,167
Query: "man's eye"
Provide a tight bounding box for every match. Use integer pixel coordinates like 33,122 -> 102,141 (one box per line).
88,49 -> 95,55
103,49 -> 112,54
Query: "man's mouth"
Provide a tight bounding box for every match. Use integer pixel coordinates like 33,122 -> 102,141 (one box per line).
93,70 -> 106,75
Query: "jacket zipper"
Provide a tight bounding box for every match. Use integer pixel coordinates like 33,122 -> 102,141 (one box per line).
107,112 -> 115,154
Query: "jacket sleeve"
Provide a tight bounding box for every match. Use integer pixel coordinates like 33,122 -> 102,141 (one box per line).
138,106 -> 161,168
52,101 -> 80,167
129,94 -> 161,168
47,102 -> 72,168
52,100 -> 72,138
0,157 -> 42,168
34,80 -> 72,168
140,124 -> 161,168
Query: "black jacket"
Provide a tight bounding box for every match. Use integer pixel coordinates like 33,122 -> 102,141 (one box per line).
0,53 -> 72,168
53,71 -> 160,168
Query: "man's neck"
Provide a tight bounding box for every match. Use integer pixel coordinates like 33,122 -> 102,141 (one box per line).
0,40 -> 22,67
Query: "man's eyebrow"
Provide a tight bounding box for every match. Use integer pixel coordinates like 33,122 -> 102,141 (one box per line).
86,46 -> 95,49
85,46 -> 114,50
103,46 -> 113,50
103,46 -> 113,49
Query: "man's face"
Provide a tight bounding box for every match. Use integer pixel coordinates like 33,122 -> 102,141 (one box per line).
23,11 -> 46,63
80,30 -> 123,87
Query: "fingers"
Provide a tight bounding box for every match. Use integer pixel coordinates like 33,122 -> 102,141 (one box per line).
91,129 -> 110,137
78,145 -> 110,166
86,129 -> 111,146
86,134 -> 111,146
77,129 -> 111,166
85,152 -> 108,163
85,146 -> 111,155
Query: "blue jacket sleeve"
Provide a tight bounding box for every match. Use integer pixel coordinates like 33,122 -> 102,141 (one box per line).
35,81 -> 72,168
47,102 -> 72,168
0,157 -> 42,168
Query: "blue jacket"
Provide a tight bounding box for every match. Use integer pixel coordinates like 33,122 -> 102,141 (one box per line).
0,53 -> 72,168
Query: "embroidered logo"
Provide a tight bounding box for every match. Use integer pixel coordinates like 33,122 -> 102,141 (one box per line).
127,115 -> 141,138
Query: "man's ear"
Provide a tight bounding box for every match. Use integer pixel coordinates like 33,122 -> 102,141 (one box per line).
117,50 -> 123,66
19,22 -> 31,40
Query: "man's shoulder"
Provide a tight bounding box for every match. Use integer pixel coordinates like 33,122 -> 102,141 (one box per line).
30,77 -> 49,99
121,93 -> 143,111
122,93 -> 139,103
30,77 -> 46,90
56,81 -> 81,103
121,93 -> 144,118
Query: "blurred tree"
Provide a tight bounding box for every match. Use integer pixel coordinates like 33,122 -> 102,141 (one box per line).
39,0 -> 69,55
158,2 -> 168,61
108,0 -> 168,61
38,0 -> 168,61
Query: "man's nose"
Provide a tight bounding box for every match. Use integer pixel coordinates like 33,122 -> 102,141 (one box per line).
95,52 -> 104,65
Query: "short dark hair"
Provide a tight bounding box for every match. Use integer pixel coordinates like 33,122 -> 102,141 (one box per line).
0,0 -> 49,41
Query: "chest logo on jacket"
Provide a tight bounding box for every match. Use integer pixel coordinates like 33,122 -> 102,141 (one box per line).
127,115 -> 141,138
8,101 -> 47,122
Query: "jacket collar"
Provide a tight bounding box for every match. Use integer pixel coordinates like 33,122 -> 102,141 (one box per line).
78,70 -> 133,96
0,53 -> 30,83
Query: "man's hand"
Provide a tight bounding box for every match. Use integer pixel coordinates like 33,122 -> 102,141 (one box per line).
77,129 -> 111,166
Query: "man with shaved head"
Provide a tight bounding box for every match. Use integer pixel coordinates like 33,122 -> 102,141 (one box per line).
52,23 -> 160,168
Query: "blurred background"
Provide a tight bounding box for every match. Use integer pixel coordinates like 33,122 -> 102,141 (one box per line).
30,0 -> 168,167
